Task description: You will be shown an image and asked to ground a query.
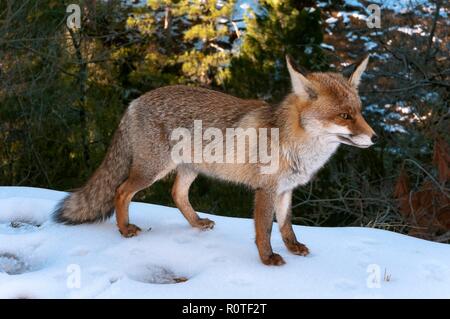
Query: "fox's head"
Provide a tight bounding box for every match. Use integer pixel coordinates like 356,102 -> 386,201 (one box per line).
286,56 -> 377,148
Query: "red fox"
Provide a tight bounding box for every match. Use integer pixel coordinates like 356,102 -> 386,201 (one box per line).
54,56 -> 376,265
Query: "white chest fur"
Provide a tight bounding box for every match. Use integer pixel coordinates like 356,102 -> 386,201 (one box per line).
278,137 -> 339,194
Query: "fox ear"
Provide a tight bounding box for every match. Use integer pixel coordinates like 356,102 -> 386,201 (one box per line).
286,55 -> 316,100
349,55 -> 369,88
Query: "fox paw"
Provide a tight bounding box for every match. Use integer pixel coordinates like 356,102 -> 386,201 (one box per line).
119,224 -> 141,238
193,218 -> 215,230
261,253 -> 286,266
287,242 -> 310,256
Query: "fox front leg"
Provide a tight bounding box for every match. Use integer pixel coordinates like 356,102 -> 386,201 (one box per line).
275,191 -> 309,256
254,189 -> 285,266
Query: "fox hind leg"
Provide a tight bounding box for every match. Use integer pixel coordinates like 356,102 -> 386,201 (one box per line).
172,168 -> 215,230
115,175 -> 145,237
115,166 -> 172,237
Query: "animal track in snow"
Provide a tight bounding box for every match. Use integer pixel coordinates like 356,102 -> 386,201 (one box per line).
69,247 -> 90,257
0,221 -> 40,235
127,264 -> 188,284
0,252 -> 41,275
421,261 -> 450,282
333,279 -> 358,290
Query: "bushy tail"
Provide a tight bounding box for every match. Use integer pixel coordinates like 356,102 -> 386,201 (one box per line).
53,124 -> 131,224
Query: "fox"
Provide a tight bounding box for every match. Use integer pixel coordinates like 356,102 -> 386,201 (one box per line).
53,55 -> 376,266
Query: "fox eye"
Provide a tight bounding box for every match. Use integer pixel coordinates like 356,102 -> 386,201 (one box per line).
339,113 -> 352,120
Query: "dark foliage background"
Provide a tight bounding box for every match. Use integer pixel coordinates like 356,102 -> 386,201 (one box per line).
1,0 -> 448,241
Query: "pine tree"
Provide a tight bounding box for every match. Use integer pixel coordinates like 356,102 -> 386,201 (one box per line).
226,0 -> 325,101
128,0 -> 238,88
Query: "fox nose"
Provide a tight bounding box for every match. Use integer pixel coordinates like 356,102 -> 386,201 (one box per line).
371,134 -> 379,144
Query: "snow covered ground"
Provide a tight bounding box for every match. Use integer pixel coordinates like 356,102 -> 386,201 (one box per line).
1,187 -> 450,299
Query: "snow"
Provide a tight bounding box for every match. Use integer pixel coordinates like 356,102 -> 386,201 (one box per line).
364,41 -> 378,51
344,0 -> 441,14
304,46 -> 313,55
336,11 -> 367,24
337,11 -> 351,24
320,43 -> 335,51
326,17 -> 339,25
397,26 -> 427,36
365,104 -> 386,115
1,187 -> 450,298
422,92 -> 440,103
343,0 -> 365,9
380,122 -> 408,134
